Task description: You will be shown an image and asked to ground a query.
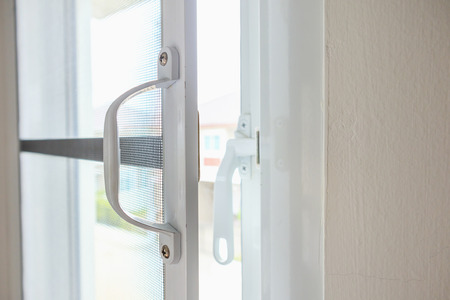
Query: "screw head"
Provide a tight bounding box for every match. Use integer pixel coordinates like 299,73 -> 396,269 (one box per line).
161,245 -> 170,259
240,165 -> 248,174
159,52 -> 168,66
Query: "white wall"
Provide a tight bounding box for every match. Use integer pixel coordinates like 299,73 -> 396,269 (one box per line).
0,0 -> 22,299
326,0 -> 450,299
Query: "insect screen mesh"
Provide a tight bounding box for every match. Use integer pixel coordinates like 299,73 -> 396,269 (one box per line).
117,90 -> 164,224
94,1 -> 165,299
17,0 -> 166,298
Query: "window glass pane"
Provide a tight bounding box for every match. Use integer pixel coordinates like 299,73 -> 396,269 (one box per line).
205,136 -> 211,150
20,154 -> 76,299
20,153 -> 164,300
17,1 -> 165,299
16,0 -> 161,139
117,89 -> 163,223
214,136 -> 220,150
197,0 -> 242,299
91,160 -> 164,299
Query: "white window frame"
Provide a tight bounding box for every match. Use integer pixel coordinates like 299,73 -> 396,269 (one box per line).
0,0 -> 324,298
162,0 -> 199,299
226,0 -> 325,298
259,0 -> 324,299
0,0 -> 22,299
0,0 -> 199,299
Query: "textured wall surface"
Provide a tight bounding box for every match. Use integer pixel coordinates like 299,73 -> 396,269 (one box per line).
326,0 -> 450,299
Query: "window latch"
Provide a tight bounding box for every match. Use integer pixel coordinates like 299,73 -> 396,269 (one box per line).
213,114 -> 256,265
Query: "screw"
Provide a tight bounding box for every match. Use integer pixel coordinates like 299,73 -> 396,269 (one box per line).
159,52 -> 168,66
240,165 -> 248,174
240,121 -> 247,129
161,245 -> 170,259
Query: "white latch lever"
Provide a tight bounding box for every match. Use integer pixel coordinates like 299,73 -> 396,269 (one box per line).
213,117 -> 256,265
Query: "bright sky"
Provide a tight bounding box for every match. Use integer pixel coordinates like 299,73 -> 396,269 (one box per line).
89,0 -> 241,134
90,0 -> 240,108
197,0 -> 241,104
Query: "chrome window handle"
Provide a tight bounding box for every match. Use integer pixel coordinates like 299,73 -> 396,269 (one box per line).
103,47 -> 180,264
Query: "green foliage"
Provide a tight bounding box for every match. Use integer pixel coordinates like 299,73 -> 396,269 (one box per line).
96,190 -> 144,234
235,210 -> 241,220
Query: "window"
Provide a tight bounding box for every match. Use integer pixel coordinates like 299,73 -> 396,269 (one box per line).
204,135 -> 220,151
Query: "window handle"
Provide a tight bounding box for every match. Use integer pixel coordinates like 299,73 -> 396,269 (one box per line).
213,115 -> 256,265
103,47 -> 180,264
